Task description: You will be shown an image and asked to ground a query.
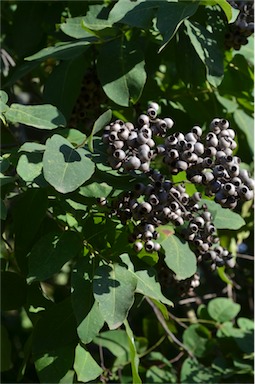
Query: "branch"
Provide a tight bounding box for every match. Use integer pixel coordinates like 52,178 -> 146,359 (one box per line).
146,297 -> 194,359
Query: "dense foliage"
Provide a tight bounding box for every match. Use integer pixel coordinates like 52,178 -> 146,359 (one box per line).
1,1 -> 254,383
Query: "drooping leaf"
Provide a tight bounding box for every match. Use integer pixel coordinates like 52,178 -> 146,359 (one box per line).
5,104 -> 66,129
60,17 -> 95,39
124,319 -> 142,384
87,109 -> 112,152
71,257 -> 104,344
200,199 -> 245,230
185,20 -> 224,87
93,264 -> 137,329
97,38 -> 146,107
157,1 -> 199,52
25,41 -> 92,61
43,134 -> 95,193
82,4 -> 112,30
159,233 -> 197,280
27,231 -> 83,283
208,298 -> 241,323
73,344 -> 103,383
43,56 -> 86,121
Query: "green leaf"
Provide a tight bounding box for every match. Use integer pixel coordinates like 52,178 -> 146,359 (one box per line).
1,271 -> 27,310
124,320 -> 142,384
82,4 -> 112,30
34,345 -> 75,384
93,264 -> 137,330
234,109 -> 254,153
159,234 -> 197,280
13,189 -> 48,272
237,317 -> 254,331
97,38 -> 146,107
200,0 -> 232,22
185,20 -> 224,87
217,322 -> 254,354
5,104 -> 66,129
59,128 -> 86,147
73,344 -> 103,383
71,258 -> 104,344
17,152 -> 44,184
183,324 -> 211,357
60,17 -> 95,39
25,41 -> 91,61
87,109 -> 112,152
207,298 -> 240,322
32,297 -> 78,354
43,56 -> 86,122
0,90 -> 9,114
135,269 -> 173,307
181,357 -> 220,383
200,199 -> 245,230
1,325 -> 12,372
157,1 -> 199,52
93,330 -> 130,367
18,143 -> 46,153
79,182 -> 112,198
146,365 -> 176,383
28,231 -> 83,283
43,134 -> 95,193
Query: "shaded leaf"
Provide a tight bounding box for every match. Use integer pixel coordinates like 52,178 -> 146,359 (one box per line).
1,325 -> 12,372
183,324 -> 211,357
93,330 -> 129,366
93,264 -> 137,329
43,134 -> 95,193
234,109 -> 254,153
59,128 -> 86,147
97,38 -> 146,107
79,182 -> 112,198
17,152 -> 44,184
185,20 -> 224,87
28,231 -> 83,282
0,199 -> 7,220
181,357 -> 220,383
5,104 -> 66,129
208,298 -> 240,323
157,1 -> 199,52
1,271 -> 27,310
60,17 -> 95,39
74,344 -> 103,383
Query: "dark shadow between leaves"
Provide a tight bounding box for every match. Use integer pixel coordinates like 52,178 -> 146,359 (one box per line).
60,144 -> 81,163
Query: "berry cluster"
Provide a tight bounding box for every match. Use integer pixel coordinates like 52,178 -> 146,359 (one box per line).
160,118 -> 254,209
225,0 -> 254,50
101,103 -> 253,277
102,102 -> 173,173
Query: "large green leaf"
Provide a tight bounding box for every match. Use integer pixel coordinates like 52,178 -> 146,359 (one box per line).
124,319 -> 142,384
82,4 -> 112,30
159,233 -> 197,280
156,1 -> 199,52
71,258 -> 104,344
185,20 -> 224,87
43,56 -> 86,121
208,298 -> 240,323
200,199 -> 245,230
97,38 -> 146,106
43,134 -> 95,193
93,264 -> 137,329
28,231 -> 83,283
5,104 -> 66,129
93,330 -> 129,367
73,344 -> 103,383
25,41 -> 91,61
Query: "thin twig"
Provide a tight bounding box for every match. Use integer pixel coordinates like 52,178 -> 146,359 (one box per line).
169,351 -> 185,364
146,297 -> 194,358
236,253 -> 254,261
139,335 -> 166,358
167,311 -> 188,329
